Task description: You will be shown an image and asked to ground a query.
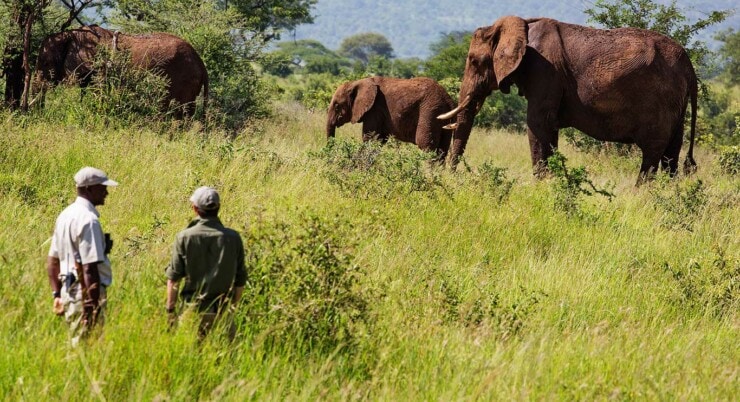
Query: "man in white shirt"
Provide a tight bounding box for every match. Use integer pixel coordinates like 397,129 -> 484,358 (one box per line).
47,167 -> 118,345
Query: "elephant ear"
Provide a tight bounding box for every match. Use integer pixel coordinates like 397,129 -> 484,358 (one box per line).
350,80 -> 378,124
491,16 -> 527,91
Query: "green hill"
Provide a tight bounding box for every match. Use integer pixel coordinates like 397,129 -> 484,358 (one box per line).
292,0 -> 739,58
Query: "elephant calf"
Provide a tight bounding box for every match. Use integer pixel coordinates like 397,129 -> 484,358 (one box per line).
327,76 -> 456,162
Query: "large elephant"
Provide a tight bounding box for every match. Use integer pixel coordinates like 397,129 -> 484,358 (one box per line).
34,25 -> 208,117
439,16 -> 697,182
327,76 -> 456,161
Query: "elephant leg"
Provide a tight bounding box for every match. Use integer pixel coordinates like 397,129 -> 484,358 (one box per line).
415,118 -> 447,164
183,101 -> 196,119
660,124 -> 684,177
527,104 -> 559,178
437,125 -> 453,164
362,120 -> 386,142
637,152 -> 661,185
526,126 -> 558,178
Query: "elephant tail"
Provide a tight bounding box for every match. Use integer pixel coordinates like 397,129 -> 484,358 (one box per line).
683,73 -> 698,175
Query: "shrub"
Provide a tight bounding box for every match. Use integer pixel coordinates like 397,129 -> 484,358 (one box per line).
470,161 -> 515,204
312,138 -> 447,200
435,275 -> 546,341
241,212 -> 373,353
547,151 -> 614,217
717,145 -> 740,175
87,47 -> 170,119
663,246 -> 739,318
651,178 -> 708,231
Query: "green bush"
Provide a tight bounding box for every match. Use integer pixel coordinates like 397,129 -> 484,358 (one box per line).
663,246 -> 739,318
470,161 -> 515,204
33,47 -> 171,128
433,272 -> 546,340
651,177 -> 708,231
241,212 -> 373,353
717,145 -> 740,175
88,47 -> 170,118
311,138 -> 447,200
547,151 -> 614,217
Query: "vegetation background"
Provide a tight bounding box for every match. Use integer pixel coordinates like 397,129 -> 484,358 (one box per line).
0,0 -> 738,400
292,0 -> 740,58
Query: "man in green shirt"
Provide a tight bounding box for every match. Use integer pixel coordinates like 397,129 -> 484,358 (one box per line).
165,186 -> 247,338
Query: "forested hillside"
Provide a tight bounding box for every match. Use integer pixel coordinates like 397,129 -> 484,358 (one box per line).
292,0 -> 739,58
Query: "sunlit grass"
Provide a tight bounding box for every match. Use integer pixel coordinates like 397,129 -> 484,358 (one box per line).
0,102 -> 737,400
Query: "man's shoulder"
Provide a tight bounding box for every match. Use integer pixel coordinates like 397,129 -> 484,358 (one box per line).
221,226 -> 242,240
58,201 -> 98,222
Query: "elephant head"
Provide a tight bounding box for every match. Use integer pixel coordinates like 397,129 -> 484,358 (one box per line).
439,16 -> 527,165
326,79 -> 378,138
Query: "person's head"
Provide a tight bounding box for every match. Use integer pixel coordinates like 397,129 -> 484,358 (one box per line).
74,167 -> 118,206
189,186 -> 220,217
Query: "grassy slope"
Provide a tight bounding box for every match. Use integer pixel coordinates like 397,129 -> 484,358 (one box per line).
0,105 -> 737,400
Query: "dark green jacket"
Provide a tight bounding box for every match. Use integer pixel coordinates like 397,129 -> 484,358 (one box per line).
165,217 -> 247,309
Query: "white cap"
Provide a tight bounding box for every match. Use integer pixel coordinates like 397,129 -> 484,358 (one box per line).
189,186 -> 220,211
74,167 -> 118,187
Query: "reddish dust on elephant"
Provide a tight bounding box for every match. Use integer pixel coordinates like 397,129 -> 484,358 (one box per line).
440,16 -> 697,183
327,76 -> 456,163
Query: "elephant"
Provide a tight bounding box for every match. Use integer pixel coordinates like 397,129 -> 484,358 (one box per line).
327,76 -> 456,162
34,25 -> 208,117
439,16 -> 697,183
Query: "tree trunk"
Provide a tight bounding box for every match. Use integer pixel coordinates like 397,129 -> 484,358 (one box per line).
20,3 -> 35,112
3,45 -> 24,109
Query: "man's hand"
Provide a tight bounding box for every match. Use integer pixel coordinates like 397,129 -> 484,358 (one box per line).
167,307 -> 178,329
53,297 -> 64,316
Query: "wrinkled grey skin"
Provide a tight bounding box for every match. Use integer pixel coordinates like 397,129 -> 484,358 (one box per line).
34,25 -> 208,117
327,76 -> 456,162
443,16 -> 697,183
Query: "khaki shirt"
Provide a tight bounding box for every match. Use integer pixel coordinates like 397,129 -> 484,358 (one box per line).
165,217 -> 247,309
49,197 -> 112,286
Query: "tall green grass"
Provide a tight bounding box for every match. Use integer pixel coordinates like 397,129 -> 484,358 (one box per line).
0,103 -> 737,400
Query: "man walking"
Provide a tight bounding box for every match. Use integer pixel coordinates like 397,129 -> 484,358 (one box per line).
47,167 -> 117,346
165,186 -> 247,339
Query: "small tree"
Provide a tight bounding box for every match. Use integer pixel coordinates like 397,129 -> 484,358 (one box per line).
266,39 -> 349,77
424,31 -> 470,81
1,0 -> 95,110
338,32 -> 394,65
715,29 -> 739,85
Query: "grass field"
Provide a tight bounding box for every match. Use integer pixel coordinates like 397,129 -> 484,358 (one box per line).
0,102 -> 737,400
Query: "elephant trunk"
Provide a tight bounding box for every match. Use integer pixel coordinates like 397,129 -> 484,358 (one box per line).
448,107 -> 476,168
326,114 -> 336,138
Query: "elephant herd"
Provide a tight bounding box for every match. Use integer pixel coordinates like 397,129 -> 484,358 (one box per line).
35,16 -> 699,183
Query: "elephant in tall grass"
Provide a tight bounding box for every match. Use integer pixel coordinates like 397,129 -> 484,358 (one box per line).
439,16 -> 698,183
34,25 -> 208,117
327,76 -> 456,162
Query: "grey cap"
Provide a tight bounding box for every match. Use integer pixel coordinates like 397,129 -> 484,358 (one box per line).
190,186 -> 220,211
74,167 -> 119,187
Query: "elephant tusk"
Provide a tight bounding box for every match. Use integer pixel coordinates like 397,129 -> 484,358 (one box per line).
443,123 -> 458,130
437,96 -> 471,120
